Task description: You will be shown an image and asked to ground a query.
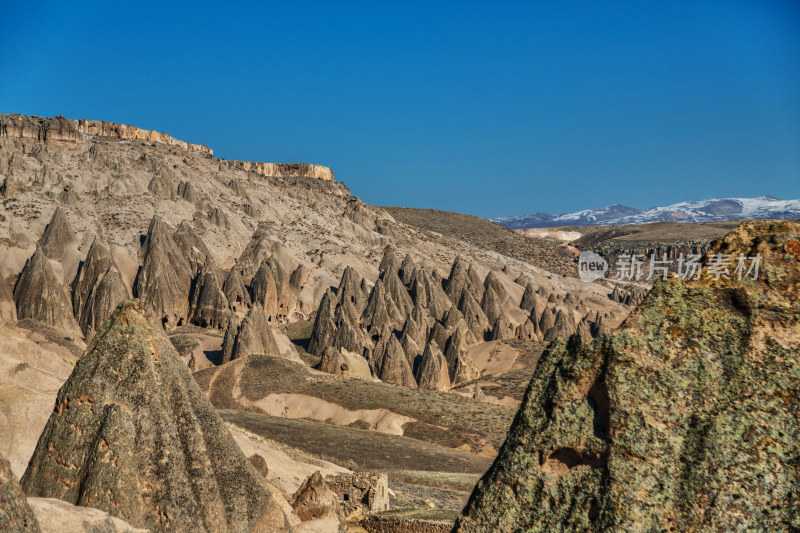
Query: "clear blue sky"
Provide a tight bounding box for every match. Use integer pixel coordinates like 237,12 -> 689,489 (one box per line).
1,1 -> 798,218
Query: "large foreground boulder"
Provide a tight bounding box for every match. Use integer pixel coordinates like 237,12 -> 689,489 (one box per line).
455,221 -> 800,532
0,454 -> 40,532
21,299 -> 290,532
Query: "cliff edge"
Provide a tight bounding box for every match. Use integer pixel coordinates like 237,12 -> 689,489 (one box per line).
0,113 -> 334,181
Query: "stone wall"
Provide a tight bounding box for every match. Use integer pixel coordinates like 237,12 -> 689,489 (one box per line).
359,516 -> 453,533
325,472 -> 389,514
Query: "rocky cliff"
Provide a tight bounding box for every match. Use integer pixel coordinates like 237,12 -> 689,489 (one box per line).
0,113 -> 334,181
0,114 -> 213,155
454,220 -> 800,532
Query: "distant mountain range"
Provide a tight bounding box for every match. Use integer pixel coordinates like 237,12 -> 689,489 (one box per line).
492,196 -> 800,228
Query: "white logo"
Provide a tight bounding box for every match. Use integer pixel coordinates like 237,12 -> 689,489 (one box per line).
578,251 -> 608,282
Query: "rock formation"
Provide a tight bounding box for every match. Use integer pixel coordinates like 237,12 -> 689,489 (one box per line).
307,248 -> 607,389
0,276 -> 17,324
542,309 -> 576,342
71,238 -> 129,337
13,247 -> 80,333
173,221 -> 213,277
39,207 -> 77,261
414,342 -> 451,391
316,347 -> 350,376
250,261 -> 280,322
21,299 -> 290,532
189,269 -> 231,329
0,113 -> 213,155
222,268 -> 250,314
455,221 -> 800,532
291,471 -> 344,523
0,454 -> 40,532
378,335 -> 417,388
133,216 -> 193,328
307,290 -> 337,356
519,282 -> 538,311
458,289 -> 490,341
176,180 -> 199,203
221,303 -> 282,363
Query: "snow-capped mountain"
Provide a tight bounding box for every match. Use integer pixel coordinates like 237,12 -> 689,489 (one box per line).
492,196 -> 800,229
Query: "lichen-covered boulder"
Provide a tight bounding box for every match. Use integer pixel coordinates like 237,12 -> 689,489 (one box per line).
455,220 -> 800,532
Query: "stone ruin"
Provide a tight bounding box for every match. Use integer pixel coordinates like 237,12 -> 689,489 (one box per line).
325,472 -> 390,515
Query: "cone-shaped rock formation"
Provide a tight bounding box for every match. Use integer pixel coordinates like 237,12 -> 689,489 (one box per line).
71,238 -> 129,337
21,299 -> 290,532
133,216 -> 193,328
39,207 -> 77,261
13,247 -> 80,333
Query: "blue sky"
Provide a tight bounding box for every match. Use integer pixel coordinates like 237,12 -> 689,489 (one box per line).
1,1 -> 798,218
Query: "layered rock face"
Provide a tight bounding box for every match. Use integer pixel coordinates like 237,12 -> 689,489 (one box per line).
225,160 -> 334,181
455,220 -> 800,532
0,113 -> 336,181
308,247 -> 611,389
21,300 -> 290,532
0,113 -> 212,154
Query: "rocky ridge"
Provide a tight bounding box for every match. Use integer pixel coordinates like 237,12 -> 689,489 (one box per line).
0,113 -> 337,181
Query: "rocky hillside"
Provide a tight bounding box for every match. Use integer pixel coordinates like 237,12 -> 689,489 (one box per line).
0,113 -> 621,342
0,113 -> 639,531
454,220 -> 800,532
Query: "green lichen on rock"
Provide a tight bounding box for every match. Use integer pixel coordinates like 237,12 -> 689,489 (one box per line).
455,221 -> 800,532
